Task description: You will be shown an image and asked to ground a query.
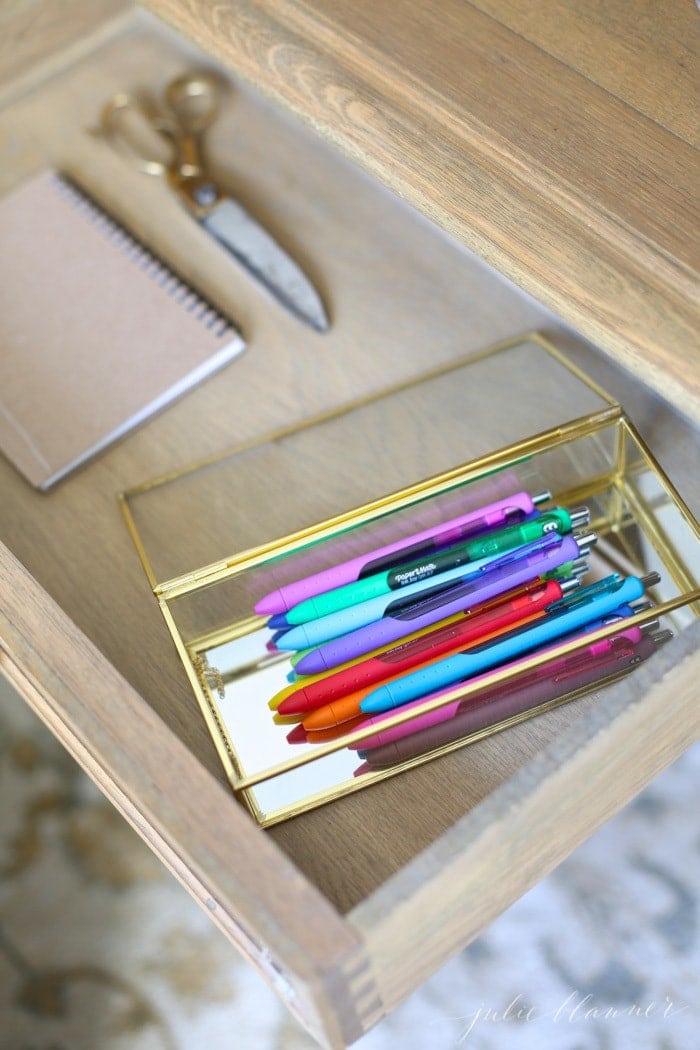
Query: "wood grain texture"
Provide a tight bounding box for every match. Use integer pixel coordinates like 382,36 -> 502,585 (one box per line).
0,545 -> 375,1049
471,0 -> 698,143
143,0 -> 700,420
351,622 -> 700,1010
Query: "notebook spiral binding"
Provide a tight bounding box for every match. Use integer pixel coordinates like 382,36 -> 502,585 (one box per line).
51,173 -> 237,339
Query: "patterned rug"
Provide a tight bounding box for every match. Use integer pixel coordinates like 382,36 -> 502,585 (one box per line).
1,673 -> 697,1049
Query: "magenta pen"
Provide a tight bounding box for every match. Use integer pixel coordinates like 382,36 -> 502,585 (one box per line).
254,490 -> 551,615
352,625 -> 667,761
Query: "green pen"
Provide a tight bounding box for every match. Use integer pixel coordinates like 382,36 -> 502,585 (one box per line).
283,507 -> 590,625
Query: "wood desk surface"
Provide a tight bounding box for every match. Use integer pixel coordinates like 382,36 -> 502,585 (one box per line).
146,0 -> 700,419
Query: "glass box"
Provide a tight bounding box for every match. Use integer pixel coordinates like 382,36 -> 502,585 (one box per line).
121,335 -> 700,825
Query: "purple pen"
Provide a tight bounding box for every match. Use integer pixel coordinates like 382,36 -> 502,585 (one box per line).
295,531 -> 589,674
254,490 -> 551,615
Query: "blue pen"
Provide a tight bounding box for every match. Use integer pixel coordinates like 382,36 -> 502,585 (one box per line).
277,532 -> 583,652
359,574 -> 657,714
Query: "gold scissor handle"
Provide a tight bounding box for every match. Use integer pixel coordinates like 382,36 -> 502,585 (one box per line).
100,91 -> 176,176
99,75 -> 219,179
164,74 -> 219,136
164,74 -> 219,180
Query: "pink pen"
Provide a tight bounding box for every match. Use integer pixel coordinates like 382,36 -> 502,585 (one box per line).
255,490 -> 551,614
349,624 -> 663,756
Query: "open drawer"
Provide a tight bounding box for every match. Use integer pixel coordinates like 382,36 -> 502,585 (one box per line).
0,4 -> 698,1047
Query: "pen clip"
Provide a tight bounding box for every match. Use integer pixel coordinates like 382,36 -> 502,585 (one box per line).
545,573 -> 622,614
478,530 -> 563,573
553,635 -> 634,681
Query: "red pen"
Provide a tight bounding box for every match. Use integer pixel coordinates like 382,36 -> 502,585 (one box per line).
277,577 -> 577,716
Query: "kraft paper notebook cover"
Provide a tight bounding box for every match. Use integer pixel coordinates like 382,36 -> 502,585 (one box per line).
0,170 -> 245,490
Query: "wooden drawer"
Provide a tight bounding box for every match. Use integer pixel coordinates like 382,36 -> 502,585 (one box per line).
0,4 -> 698,1047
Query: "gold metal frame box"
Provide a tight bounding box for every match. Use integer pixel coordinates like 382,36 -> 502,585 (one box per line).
121,335 -> 700,826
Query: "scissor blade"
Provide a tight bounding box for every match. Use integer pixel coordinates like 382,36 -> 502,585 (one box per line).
201,199 -> 329,332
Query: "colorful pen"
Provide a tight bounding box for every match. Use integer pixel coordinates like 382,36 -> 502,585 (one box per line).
275,577 -> 577,715
359,573 -> 658,714
282,554 -> 590,672
277,530 -> 589,653
349,616 -> 649,750
292,532 -> 589,673
298,600 -> 643,732
271,567 -> 588,704
274,507 -> 589,626
254,490 -> 552,615
355,628 -> 671,764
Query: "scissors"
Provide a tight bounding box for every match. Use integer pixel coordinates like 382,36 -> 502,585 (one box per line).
99,74 -> 329,332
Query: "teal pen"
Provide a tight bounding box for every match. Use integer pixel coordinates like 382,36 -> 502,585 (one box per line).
280,507 -> 589,626
359,573 -> 660,714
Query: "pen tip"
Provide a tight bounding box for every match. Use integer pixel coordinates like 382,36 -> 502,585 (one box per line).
353,762 -> 373,778
286,724 -> 308,744
255,593 -> 285,615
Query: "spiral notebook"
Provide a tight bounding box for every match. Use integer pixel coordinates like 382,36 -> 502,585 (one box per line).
0,170 -> 245,490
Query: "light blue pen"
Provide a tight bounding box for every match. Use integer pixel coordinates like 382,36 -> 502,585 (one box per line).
276,532 -> 578,651
359,573 -> 660,714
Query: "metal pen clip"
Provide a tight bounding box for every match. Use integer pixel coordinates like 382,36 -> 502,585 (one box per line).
545,572 -> 622,614
476,530 -> 563,574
